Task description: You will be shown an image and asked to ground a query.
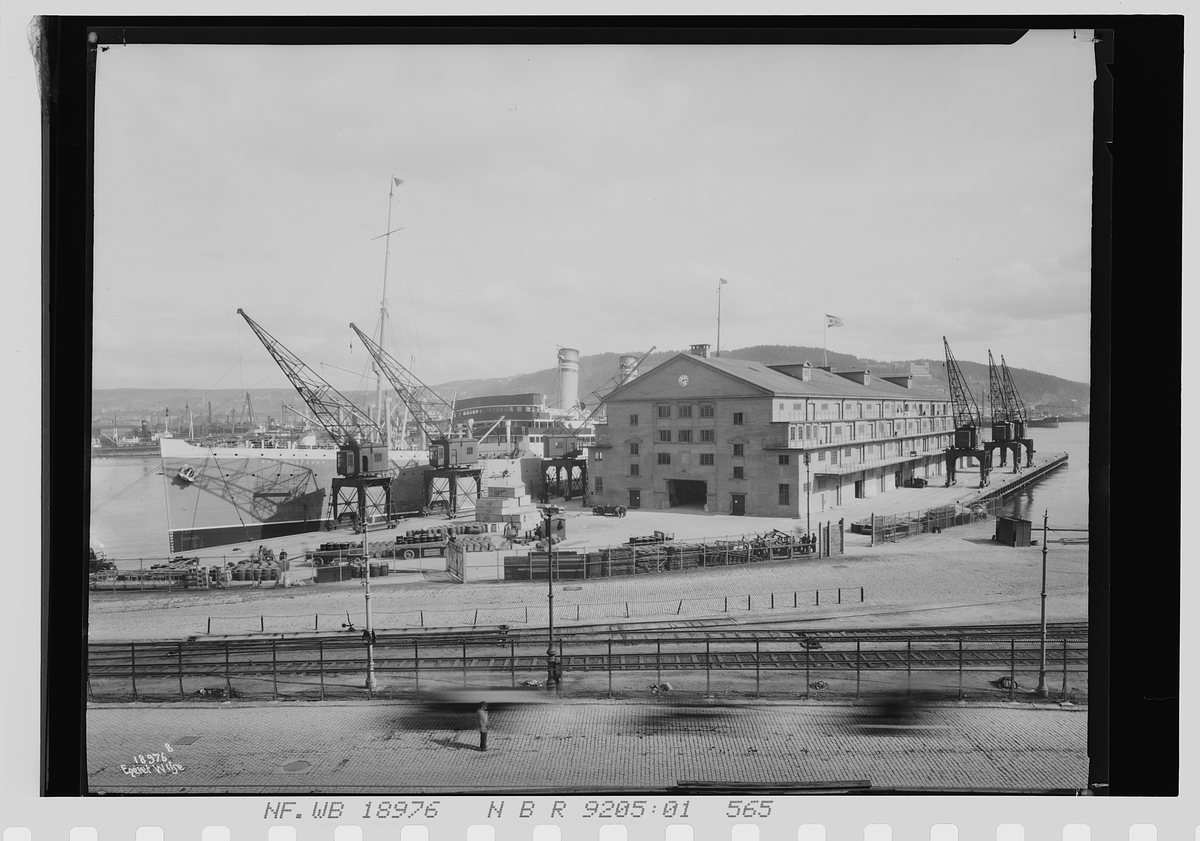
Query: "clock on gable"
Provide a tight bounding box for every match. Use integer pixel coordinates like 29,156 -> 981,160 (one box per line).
678,374 -> 689,387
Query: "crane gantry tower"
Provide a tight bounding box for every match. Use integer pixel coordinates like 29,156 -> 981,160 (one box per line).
942,337 -> 992,488
238,309 -> 397,529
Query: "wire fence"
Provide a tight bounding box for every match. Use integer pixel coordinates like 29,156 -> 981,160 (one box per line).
851,498 -> 1004,544
86,631 -> 1088,705
205,585 -> 867,635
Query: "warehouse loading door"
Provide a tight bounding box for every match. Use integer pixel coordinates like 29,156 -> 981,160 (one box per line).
667,479 -> 707,509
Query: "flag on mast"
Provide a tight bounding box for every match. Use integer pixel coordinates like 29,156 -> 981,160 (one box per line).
393,176 -> 403,187
719,277 -> 729,285
826,314 -> 844,328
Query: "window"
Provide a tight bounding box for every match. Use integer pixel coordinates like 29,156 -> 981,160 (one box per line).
844,447 -> 852,457
700,404 -> 715,418
733,443 -> 744,457
818,451 -> 826,462
779,454 -> 790,466
678,405 -> 693,418
821,403 -> 829,411
700,429 -> 715,443
733,466 -> 745,479
659,430 -> 672,443
677,429 -> 693,443
657,452 -> 671,465
657,405 -> 671,419
629,443 -> 639,456
595,478 -> 603,493
630,414 -> 639,426
593,450 -> 603,461
732,412 -> 744,425
779,484 -> 790,505
700,453 -> 715,466
629,463 -> 640,476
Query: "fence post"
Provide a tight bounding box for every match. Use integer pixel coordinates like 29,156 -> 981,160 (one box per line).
804,640 -> 810,698
856,640 -> 861,699
576,605 -> 580,621
771,593 -> 774,610
525,606 -> 529,623
315,614 -> 319,631
261,615 -> 265,633
1009,639 -> 1016,701
608,639 -> 613,698
705,638 -> 711,696
794,591 -> 797,608
870,513 -> 875,548
414,642 -> 420,699
755,639 -> 760,698
724,596 -> 727,613
319,639 -> 325,700
177,644 -> 185,701
208,617 -> 211,635
420,610 -> 424,627
838,588 -> 842,605
1061,638 -> 1068,697
906,639 -> 912,698
860,587 -> 864,603
271,639 -> 278,700
473,610 -> 478,626
958,638 -> 964,701
626,602 -> 630,618
224,641 -> 232,699
816,590 -> 820,606
747,594 -> 751,611
677,599 -> 683,615
462,642 -> 468,686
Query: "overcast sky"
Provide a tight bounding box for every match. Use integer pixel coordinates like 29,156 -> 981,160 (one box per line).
91,32 -> 1095,394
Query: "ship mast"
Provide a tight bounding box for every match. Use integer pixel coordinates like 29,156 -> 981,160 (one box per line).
373,176 -> 403,448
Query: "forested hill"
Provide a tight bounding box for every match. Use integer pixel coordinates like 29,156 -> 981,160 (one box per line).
92,344 -> 1090,425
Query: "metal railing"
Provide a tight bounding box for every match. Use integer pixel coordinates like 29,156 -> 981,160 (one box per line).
86,631 -> 1088,704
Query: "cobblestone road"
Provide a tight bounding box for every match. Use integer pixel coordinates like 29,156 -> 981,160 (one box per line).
87,700 -> 1087,794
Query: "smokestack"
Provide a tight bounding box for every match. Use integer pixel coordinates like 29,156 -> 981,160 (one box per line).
618,354 -> 640,383
557,347 -> 580,410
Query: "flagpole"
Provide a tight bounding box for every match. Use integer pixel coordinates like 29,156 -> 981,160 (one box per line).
716,279 -> 722,357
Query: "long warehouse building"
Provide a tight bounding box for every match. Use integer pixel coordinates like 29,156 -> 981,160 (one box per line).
588,344 -> 955,518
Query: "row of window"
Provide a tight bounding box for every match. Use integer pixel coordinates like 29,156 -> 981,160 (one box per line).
634,408 -> 743,425
597,477 -> 793,506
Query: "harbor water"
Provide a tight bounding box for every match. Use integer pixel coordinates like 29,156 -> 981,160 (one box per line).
89,424 -> 1093,571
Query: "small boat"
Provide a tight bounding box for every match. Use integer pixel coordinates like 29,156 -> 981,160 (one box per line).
1026,415 -> 1060,429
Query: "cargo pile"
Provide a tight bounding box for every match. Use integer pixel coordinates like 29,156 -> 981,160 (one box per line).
474,474 -> 539,533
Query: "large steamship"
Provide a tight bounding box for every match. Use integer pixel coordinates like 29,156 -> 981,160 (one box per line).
160,437 -> 431,552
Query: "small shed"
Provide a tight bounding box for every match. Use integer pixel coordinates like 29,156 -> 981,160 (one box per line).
995,516 -> 1033,547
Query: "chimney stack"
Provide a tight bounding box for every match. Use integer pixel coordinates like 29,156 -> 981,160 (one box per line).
690,343 -> 710,358
557,347 -> 580,410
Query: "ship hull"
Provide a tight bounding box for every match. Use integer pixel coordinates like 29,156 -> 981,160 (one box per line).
1027,416 -> 1061,428
160,438 -> 430,552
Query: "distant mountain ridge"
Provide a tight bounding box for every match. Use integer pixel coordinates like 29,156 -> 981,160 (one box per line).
92,344 -> 1091,426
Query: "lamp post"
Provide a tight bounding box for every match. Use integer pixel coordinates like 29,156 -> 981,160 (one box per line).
362,524 -> 377,691
803,452 -> 812,539
1036,508 -> 1049,697
540,504 -> 563,692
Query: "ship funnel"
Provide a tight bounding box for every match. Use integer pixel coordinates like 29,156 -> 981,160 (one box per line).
557,347 -> 580,410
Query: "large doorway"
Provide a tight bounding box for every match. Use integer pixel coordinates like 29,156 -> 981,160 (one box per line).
667,479 -> 708,509
628,488 -> 641,509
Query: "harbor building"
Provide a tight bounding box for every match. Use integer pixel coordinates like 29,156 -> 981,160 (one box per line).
588,345 -> 954,518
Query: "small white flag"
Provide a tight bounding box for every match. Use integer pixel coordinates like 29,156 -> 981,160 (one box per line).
826,314 -> 844,328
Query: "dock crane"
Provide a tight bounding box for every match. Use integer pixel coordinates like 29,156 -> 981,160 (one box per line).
1001,355 -> 1035,468
238,309 -> 396,529
349,322 -> 482,514
986,350 -> 1024,472
942,337 -> 991,488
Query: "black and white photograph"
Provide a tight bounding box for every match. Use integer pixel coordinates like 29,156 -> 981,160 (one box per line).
9,16 -> 1188,836
77,29 -> 1102,798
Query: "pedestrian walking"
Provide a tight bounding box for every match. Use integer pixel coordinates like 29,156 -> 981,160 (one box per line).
476,702 -> 489,751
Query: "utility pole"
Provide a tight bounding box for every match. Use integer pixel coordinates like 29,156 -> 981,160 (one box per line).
804,452 -> 812,538
540,505 -> 563,693
363,526 -> 377,692
1036,508 -> 1049,697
